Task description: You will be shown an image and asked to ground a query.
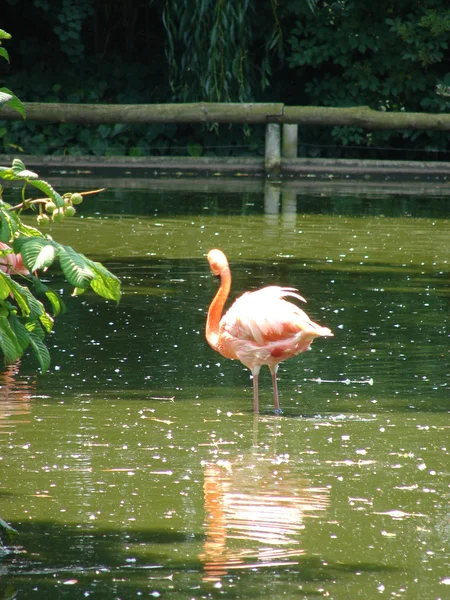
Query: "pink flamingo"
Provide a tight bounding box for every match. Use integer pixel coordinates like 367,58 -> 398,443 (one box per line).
0,242 -> 28,275
205,249 -> 333,414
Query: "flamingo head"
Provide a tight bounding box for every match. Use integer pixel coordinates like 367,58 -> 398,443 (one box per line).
207,249 -> 229,276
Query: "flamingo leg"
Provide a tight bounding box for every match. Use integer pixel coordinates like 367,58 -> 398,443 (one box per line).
270,364 -> 282,415
251,365 -> 261,414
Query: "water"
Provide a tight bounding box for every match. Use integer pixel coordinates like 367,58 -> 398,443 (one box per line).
0,179 -> 449,599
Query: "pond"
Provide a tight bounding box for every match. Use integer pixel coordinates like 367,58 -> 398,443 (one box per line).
0,177 -> 449,599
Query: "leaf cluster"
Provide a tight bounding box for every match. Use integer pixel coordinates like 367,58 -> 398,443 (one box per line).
0,156 -> 120,372
0,28 -> 25,118
287,1 -> 450,152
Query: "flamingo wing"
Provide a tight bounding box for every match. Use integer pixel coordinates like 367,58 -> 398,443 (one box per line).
218,286 -> 332,366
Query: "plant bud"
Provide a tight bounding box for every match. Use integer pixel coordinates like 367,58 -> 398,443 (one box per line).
45,201 -> 57,214
37,213 -> 50,225
52,208 -> 65,222
65,205 -> 76,217
71,193 -> 83,205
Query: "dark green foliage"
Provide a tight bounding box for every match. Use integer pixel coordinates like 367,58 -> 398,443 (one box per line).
0,26 -> 121,371
0,159 -> 121,372
286,1 -> 450,154
1,1 -> 450,157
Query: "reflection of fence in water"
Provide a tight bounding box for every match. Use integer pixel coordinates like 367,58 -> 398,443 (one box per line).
0,362 -> 35,430
200,457 -> 329,582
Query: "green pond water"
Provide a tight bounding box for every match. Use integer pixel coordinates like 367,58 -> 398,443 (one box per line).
0,179 -> 449,599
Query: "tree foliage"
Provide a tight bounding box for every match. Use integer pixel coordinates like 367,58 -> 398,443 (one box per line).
1,1 -> 450,156
0,28 -> 120,372
286,1 -> 450,151
0,159 -> 121,372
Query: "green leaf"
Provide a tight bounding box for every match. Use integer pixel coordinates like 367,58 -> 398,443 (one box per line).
72,287 -> 86,297
0,315 -> 23,363
12,159 -> 38,179
59,246 -> 95,288
5,278 -> 30,316
32,243 -> 56,271
11,158 -> 26,173
26,274 -> 65,317
0,88 -> 26,119
0,47 -> 10,63
0,29 -> 12,41
0,167 -> 16,181
0,273 -> 10,300
45,288 -> 66,317
17,222 -> 46,238
39,311 -> 54,334
7,277 -> 46,320
13,237 -> 56,271
29,180 -> 64,207
21,286 -> 47,319
27,327 -> 51,373
8,313 -> 31,352
0,90 -> 12,105
0,203 -> 19,243
84,257 -> 121,303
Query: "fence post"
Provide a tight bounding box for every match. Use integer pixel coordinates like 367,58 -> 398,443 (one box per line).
265,123 -> 281,176
282,124 -> 298,159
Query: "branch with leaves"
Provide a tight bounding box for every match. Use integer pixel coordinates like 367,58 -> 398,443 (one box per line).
0,159 -> 120,372
0,29 -> 26,118
0,27 -> 120,372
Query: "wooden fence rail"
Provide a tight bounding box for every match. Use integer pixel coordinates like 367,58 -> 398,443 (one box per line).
2,102 -> 450,130
2,102 -> 450,175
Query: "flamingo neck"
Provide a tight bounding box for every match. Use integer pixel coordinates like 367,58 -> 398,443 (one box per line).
206,266 -> 231,350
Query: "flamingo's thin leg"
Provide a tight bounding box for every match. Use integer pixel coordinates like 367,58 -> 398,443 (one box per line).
252,366 -> 261,414
270,365 -> 282,415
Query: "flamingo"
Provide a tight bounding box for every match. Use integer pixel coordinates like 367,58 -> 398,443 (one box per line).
205,249 -> 333,414
0,242 -> 29,275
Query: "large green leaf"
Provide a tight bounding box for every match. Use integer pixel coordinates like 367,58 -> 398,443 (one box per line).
9,313 -> 31,352
0,273 -> 10,300
38,310 -> 54,333
12,158 -> 38,179
7,278 -> 47,322
29,180 -> 64,207
0,315 -> 23,363
0,47 -> 10,63
0,89 -> 12,104
27,327 -> 51,373
59,246 -> 95,289
13,237 -> 57,271
11,158 -> 26,173
0,202 -> 19,242
45,288 -> 66,317
0,167 -> 17,181
27,274 -> 66,318
17,222 -> 46,238
20,285 -> 47,320
0,88 -> 26,119
84,257 -> 121,303
3,278 -> 30,316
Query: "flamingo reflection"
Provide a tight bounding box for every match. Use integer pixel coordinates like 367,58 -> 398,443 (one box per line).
199,418 -> 330,582
0,361 -> 34,428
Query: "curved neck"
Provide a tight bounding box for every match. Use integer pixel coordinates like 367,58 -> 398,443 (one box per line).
206,266 -> 231,349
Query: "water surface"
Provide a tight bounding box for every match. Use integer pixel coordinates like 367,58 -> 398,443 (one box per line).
0,180 -> 448,599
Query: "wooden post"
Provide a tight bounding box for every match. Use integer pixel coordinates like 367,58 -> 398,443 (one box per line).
281,189 -> 297,227
264,181 -> 281,215
282,124 -> 298,158
265,123 -> 281,176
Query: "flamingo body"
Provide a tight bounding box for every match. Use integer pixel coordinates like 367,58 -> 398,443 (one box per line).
206,249 -> 333,413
